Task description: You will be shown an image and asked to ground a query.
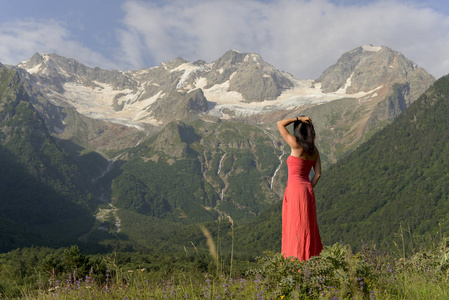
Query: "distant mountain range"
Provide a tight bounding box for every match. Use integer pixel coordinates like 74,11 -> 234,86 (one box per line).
14,45 -> 434,163
0,45 -> 437,252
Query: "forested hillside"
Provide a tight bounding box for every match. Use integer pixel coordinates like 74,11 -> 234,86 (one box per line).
315,74 -> 449,250
0,66 -> 95,252
110,120 -> 283,224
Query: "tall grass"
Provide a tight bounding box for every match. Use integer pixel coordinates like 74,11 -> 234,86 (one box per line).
5,224 -> 449,299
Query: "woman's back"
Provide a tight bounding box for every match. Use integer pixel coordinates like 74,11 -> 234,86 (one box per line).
290,145 -> 319,162
287,155 -> 315,184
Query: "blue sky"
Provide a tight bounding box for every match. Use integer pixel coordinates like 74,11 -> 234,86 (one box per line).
1,0 -> 449,79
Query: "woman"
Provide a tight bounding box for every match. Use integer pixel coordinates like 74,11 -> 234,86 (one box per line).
277,115 -> 323,261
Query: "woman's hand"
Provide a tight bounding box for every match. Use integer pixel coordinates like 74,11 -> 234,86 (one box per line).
299,116 -> 312,124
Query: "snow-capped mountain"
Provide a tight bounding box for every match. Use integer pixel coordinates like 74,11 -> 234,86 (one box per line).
316,45 -> 432,103
17,45 -> 432,132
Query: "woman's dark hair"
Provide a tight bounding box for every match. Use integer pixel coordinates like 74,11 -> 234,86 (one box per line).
293,117 -> 316,155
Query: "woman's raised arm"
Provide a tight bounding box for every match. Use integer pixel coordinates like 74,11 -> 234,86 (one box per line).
277,116 -> 311,149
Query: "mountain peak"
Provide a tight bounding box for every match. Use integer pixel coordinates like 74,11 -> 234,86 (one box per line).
163,57 -> 188,70
18,52 -> 44,70
214,50 -> 248,68
316,45 -> 434,95
361,44 -> 383,52
30,52 -> 44,62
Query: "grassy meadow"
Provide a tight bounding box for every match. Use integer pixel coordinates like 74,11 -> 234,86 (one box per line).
3,225 -> 449,300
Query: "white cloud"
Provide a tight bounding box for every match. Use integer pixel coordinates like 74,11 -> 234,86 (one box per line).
0,19 -> 118,69
1,1 -> 449,79
119,0 -> 449,79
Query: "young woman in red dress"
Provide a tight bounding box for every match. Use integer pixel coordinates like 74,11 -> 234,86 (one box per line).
277,116 -> 323,261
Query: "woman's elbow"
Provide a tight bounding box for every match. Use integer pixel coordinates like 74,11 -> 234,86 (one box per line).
276,121 -> 284,131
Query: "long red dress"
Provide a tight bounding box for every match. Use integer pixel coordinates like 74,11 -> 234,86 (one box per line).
282,155 -> 323,261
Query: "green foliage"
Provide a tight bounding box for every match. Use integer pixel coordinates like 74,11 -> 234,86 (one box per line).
112,173 -> 172,218
113,158 -> 217,223
5,238 -> 449,299
0,143 -> 95,250
0,246 -> 106,298
234,200 -> 282,255
247,244 -> 371,299
106,209 -> 181,251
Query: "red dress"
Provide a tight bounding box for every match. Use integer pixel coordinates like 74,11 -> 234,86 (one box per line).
282,155 -> 323,261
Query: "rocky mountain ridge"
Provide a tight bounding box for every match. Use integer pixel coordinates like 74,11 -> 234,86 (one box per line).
16,46 -> 432,129
14,45 -> 435,164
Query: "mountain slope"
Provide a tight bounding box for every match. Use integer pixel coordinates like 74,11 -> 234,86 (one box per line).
0,65 -> 95,252
309,45 -> 435,162
110,119 -> 283,224
314,74 -> 449,251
